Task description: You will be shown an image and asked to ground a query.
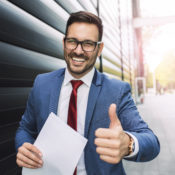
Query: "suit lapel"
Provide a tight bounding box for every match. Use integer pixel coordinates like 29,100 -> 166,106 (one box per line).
84,70 -> 103,138
48,68 -> 103,137
49,69 -> 65,114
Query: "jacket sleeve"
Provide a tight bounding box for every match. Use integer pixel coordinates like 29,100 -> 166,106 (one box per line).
117,82 -> 160,162
15,76 -> 39,151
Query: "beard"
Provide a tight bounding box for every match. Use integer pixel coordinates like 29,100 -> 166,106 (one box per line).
64,50 -> 98,77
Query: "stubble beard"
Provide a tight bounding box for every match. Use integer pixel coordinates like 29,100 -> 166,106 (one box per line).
64,51 -> 98,77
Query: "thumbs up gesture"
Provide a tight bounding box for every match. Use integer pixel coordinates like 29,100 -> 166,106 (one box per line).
94,104 -> 131,164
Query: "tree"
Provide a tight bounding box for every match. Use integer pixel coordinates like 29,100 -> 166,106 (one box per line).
145,63 -> 153,88
155,49 -> 175,89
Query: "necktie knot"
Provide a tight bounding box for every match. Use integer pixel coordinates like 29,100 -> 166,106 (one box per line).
71,80 -> 83,91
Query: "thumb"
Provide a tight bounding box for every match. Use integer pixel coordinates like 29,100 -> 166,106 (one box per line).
108,103 -> 121,129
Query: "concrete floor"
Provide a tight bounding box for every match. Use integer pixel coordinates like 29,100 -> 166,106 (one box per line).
123,91 -> 175,175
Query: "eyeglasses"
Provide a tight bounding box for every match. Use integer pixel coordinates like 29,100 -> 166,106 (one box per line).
64,38 -> 102,52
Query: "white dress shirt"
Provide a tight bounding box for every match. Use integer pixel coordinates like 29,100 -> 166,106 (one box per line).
57,67 -> 138,175
57,67 -> 94,175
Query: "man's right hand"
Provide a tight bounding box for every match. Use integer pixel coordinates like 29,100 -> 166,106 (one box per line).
16,142 -> 43,169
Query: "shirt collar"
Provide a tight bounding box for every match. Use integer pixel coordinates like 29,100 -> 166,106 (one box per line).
63,67 -> 95,87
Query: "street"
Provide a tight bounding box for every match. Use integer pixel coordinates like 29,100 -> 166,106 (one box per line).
123,91 -> 175,175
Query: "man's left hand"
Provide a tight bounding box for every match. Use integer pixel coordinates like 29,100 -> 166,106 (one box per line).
94,104 -> 130,164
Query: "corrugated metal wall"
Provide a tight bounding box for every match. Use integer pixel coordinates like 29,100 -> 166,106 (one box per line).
0,0 -> 136,174
98,0 -> 135,84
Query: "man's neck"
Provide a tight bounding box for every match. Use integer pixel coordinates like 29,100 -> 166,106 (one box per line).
67,68 -> 94,79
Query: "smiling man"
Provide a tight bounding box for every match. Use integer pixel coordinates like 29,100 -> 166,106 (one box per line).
63,21 -> 103,78
15,11 -> 160,175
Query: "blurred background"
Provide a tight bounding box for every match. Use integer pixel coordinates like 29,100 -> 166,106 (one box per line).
0,0 -> 175,174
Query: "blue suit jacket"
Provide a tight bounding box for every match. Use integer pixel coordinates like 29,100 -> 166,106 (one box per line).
15,68 -> 160,175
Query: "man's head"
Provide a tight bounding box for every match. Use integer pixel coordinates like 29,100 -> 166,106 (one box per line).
65,11 -> 103,41
63,11 -> 104,79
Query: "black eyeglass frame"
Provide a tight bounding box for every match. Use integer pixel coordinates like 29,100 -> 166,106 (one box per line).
64,37 -> 102,52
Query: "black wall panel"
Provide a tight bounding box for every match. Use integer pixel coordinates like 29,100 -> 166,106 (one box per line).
0,1 -> 64,59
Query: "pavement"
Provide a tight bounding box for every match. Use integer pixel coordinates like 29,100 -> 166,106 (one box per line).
123,91 -> 175,175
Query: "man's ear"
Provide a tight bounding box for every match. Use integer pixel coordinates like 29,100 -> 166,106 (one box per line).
97,42 -> 104,57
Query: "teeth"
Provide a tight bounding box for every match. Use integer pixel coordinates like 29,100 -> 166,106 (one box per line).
72,57 -> 85,62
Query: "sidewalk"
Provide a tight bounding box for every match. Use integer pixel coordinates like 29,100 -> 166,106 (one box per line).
123,92 -> 175,175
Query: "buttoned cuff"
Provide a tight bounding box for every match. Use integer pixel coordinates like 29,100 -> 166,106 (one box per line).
124,131 -> 139,158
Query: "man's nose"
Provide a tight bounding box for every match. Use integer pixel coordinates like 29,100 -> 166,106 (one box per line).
74,43 -> 84,55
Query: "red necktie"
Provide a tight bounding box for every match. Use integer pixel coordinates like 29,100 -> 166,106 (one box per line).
67,80 -> 83,175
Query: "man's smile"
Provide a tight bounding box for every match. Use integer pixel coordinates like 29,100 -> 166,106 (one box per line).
72,57 -> 86,63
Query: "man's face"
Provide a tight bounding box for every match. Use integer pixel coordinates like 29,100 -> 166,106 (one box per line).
63,22 -> 103,78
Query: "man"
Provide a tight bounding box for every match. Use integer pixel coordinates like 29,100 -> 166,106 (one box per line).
15,11 -> 160,175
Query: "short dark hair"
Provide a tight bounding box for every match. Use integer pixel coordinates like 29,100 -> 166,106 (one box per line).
65,11 -> 103,41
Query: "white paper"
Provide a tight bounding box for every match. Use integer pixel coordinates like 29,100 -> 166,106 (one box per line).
22,112 -> 87,175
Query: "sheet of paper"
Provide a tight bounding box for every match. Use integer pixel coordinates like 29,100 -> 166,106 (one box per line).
22,112 -> 87,175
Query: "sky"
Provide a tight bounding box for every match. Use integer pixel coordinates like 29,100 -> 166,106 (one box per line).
140,0 -> 175,71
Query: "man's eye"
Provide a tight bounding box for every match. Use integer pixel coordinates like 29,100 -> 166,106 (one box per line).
83,42 -> 94,46
67,40 -> 76,43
